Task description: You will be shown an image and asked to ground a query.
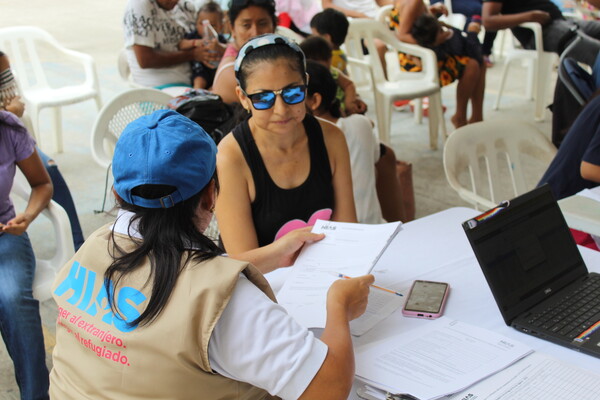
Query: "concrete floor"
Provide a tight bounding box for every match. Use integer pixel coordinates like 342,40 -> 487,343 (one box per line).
0,1 -> 554,397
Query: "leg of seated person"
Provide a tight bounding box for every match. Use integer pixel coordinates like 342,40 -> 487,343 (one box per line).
469,63 -> 486,124
452,58 -> 480,129
375,39 -> 388,79
0,233 -> 49,399
38,149 -> 84,250
375,144 -> 405,222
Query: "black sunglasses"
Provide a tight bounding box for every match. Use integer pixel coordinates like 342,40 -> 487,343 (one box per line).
242,85 -> 307,110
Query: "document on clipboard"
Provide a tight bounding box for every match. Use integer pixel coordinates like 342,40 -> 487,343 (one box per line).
354,318 -> 532,400
276,219 -> 402,331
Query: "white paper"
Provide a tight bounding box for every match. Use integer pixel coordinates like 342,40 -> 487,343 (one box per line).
354,318 -> 532,400
447,352 -> 600,400
277,219 -> 402,329
576,186 -> 600,203
350,287 -> 405,336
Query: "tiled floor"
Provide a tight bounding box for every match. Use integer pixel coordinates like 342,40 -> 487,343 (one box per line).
1,1 -> 556,396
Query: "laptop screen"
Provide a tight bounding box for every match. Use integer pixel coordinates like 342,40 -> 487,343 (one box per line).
462,185 -> 589,325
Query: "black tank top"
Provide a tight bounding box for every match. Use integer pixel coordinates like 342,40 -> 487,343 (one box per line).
233,114 -> 334,247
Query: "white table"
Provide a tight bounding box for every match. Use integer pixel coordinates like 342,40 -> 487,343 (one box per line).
267,207 -> 600,399
559,194 -> 600,237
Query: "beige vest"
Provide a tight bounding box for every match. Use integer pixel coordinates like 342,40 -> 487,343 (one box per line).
50,224 -> 279,400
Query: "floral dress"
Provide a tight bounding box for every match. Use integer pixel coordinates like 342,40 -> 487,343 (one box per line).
389,7 -> 471,86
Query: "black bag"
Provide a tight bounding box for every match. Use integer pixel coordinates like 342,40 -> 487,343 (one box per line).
169,89 -> 237,144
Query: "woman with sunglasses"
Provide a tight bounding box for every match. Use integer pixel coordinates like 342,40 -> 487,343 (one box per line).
211,0 -> 277,103
216,34 -> 357,264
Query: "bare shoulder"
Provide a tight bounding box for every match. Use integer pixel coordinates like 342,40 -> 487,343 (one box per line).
318,117 -> 346,145
217,131 -> 244,167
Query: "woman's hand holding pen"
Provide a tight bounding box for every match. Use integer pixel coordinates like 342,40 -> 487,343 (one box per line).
327,274 -> 374,321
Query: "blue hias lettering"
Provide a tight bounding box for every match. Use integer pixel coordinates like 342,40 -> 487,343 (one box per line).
54,261 -> 146,332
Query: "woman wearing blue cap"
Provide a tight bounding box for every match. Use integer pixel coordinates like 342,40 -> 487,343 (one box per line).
216,34 -> 357,263
49,109 -> 373,399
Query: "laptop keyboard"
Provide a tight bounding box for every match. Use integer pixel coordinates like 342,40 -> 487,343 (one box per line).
527,275 -> 600,340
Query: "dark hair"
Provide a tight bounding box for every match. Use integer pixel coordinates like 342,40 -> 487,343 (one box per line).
411,14 -> 440,49
300,36 -> 333,63
306,60 -> 341,119
237,43 -> 307,91
106,174 -> 222,328
228,0 -> 277,28
199,0 -> 223,16
310,8 -> 349,47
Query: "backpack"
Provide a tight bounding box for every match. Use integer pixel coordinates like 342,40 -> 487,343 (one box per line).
169,89 -> 238,144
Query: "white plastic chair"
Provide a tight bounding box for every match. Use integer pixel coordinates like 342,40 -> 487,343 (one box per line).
91,88 -> 173,169
275,25 -> 305,44
443,120 -> 557,210
493,23 -> 557,122
0,26 -> 103,153
118,47 -> 143,89
346,18 -> 446,149
10,170 -> 74,302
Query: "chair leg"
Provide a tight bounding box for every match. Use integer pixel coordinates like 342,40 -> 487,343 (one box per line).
493,59 -> 511,110
427,93 -> 443,150
413,98 -> 423,124
52,107 -> 63,153
30,105 -> 42,147
94,94 -> 103,111
534,54 -> 553,122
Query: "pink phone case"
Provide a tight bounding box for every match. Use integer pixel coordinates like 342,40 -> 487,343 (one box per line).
402,280 -> 450,319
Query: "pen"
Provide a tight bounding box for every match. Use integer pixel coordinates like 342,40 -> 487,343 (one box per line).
333,273 -> 403,296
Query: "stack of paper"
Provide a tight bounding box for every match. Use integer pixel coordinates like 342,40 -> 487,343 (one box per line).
355,318 -> 533,400
277,219 -> 402,332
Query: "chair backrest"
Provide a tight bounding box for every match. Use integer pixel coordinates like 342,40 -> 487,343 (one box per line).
117,47 -> 142,88
443,121 -> 557,210
90,88 -> 173,169
10,170 -> 74,301
346,18 -> 438,87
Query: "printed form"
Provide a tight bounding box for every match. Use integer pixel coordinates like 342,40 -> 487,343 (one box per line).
354,318 -> 532,400
447,351 -> 600,400
277,219 -> 402,331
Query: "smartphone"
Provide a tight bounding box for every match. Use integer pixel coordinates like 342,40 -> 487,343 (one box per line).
402,280 -> 449,319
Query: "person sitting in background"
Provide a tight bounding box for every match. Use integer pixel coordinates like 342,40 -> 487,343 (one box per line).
306,60 -> 408,223
211,0 -> 277,103
322,0 -> 392,76
50,109 -> 373,399
123,0 -> 223,91
391,0 -> 486,128
300,36 -> 367,116
539,91 -> 600,200
0,109 -> 53,400
482,0 -> 600,66
178,1 -> 228,89
310,8 -> 350,73
0,50 -> 84,250
216,34 -> 357,257
430,0 -> 498,67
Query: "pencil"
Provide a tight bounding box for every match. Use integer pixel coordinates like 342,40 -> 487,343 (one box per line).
334,273 -> 403,296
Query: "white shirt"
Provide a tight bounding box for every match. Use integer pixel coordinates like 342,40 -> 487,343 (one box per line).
333,0 -> 380,18
112,210 -> 328,399
123,0 -> 197,87
319,115 -> 385,224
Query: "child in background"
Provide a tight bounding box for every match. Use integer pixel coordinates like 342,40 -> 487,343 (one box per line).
178,1 -> 227,89
300,36 -> 367,116
310,8 -> 350,74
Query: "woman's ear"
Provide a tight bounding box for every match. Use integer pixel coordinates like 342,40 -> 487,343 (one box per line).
201,180 -> 217,212
235,86 -> 252,113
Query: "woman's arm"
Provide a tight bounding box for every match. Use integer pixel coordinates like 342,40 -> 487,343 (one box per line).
320,120 -> 357,223
581,161 -> 600,182
211,58 -> 239,103
482,2 -> 551,31
393,0 -> 425,44
215,133 -> 261,254
2,149 -> 52,235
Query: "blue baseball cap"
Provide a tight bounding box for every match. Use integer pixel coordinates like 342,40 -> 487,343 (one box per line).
112,110 -> 217,209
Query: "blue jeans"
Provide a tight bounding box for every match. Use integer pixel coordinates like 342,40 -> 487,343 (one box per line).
0,232 -> 49,400
38,150 -> 84,250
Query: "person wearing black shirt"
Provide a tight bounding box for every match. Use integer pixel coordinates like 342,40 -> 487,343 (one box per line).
482,0 -> 600,65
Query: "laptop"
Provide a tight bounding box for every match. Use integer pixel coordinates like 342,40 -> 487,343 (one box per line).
462,184 -> 600,358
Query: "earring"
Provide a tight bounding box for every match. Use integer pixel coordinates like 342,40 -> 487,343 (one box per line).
209,206 -> 215,213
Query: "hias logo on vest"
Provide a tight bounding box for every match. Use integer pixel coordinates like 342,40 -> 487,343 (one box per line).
54,261 -> 147,333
